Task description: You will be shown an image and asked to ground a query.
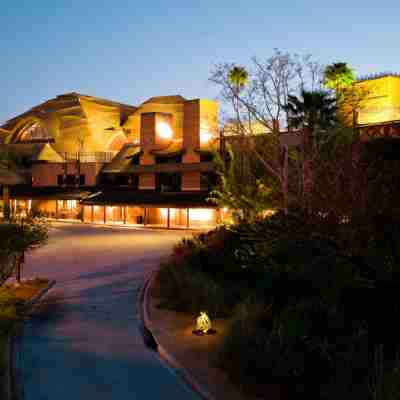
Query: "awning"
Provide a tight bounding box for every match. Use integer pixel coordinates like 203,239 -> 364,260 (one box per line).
80,190 -> 215,208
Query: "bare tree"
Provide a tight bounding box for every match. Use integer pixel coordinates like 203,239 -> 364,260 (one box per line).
210,49 -> 323,213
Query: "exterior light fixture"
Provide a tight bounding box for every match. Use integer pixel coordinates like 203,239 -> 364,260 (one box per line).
193,311 -> 216,335
157,122 -> 173,140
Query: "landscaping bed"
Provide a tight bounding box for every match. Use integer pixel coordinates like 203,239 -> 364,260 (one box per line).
155,212 -> 400,400
0,277 -> 50,398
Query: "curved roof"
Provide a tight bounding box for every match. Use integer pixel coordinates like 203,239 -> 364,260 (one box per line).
0,93 -> 135,153
142,95 -> 187,105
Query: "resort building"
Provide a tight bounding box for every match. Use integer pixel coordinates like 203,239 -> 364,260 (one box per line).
346,73 -> 400,138
0,93 -> 227,228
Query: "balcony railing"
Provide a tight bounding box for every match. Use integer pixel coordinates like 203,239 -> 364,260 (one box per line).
62,152 -> 116,163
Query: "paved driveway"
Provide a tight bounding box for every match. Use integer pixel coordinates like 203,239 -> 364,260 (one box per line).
16,223 -> 199,400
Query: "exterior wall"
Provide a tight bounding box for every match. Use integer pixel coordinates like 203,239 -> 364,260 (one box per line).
105,206 -> 123,223
351,76 -> 400,125
32,164 -> 65,186
83,206 -> 92,223
32,200 -> 57,217
140,113 -> 156,165
140,112 -> 174,164
146,208 -> 162,225
80,205 -> 224,229
198,99 -> 219,151
127,206 -> 144,224
125,102 -> 184,143
181,172 -> 201,191
32,162 -> 104,186
93,205 -> 105,223
139,173 -> 156,190
183,100 -> 201,163
182,99 -> 219,163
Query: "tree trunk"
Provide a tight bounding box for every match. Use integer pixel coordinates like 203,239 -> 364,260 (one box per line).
16,252 -> 24,283
3,185 -> 10,220
281,144 -> 289,215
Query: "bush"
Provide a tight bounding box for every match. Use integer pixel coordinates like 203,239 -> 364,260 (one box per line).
157,208 -> 400,398
155,225 -> 256,317
156,261 -> 230,317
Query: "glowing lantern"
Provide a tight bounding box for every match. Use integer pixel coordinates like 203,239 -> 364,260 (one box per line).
193,311 -> 216,335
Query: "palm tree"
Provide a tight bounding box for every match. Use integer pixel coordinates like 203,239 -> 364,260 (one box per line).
285,89 -> 337,133
285,90 -> 338,208
228,65 -> 248,92
323,62 -> 355,95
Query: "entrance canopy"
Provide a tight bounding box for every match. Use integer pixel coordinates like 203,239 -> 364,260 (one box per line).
80,190 -> 214,208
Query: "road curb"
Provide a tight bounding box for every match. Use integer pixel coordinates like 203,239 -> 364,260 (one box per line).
9,279 -> 56,400
140,271 -> 215,400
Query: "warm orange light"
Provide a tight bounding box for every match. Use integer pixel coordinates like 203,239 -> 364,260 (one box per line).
157,122 -> 173,140
160,208 -> 176,219
200,131 -> 213,144
196,311 -> 212,333
262,209 -> 276,217
189,208 -> 214,222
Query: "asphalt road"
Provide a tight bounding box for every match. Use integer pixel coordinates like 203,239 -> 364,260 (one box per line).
16,223 -> 199,400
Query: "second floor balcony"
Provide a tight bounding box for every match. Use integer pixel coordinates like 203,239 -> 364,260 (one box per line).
62,152 -> 116,163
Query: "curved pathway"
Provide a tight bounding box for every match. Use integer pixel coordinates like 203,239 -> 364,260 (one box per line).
17,223 -> 199,400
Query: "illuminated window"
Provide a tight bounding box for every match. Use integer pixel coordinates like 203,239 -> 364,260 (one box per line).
57,200 -> 77,210
189,208 -> 215,222
200,131 -> 214,145
157,122 -> 173,140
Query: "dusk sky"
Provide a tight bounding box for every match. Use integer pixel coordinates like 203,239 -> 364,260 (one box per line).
1,0 -> 399,124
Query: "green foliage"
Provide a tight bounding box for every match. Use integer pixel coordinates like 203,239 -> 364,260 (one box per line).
228,65 -> 248,91
324,62 -> 356,93
0,216 -> 48,284
208,145 -> 277,222
285,89 -> 337,131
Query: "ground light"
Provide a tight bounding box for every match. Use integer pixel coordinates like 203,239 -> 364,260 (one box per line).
192,311 -> 217,336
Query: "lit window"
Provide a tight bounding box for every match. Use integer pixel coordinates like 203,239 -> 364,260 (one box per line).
157,122 -> 173,140
200,131 -> 214,144
189,208 -> 215,222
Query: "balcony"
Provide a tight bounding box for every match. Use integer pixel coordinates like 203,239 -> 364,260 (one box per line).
62,152 -> 116,163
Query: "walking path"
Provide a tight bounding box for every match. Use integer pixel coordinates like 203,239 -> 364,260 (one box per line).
16,223 -> 199,400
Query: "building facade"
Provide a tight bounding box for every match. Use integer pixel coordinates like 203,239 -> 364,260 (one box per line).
1,74 -> 399,229
0,93 -> 228,229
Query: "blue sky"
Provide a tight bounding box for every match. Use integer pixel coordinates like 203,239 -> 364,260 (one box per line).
1,0 -> 399,123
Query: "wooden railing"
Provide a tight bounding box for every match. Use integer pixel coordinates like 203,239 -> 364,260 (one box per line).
62,152 -> 116,163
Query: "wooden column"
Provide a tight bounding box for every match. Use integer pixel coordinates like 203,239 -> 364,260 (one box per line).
186,208 -> 190,229
91,205 -> 94,223
55,200 -> 59,220
167,208 -> 170,229
144,208 -> 147,226
123,206 -> 127,224
103,206 -> 106,224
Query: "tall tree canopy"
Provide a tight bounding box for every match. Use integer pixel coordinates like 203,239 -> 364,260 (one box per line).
324,62 -> 355,94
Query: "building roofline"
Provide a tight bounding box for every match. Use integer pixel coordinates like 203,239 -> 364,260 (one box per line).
357,72 -> 400,83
